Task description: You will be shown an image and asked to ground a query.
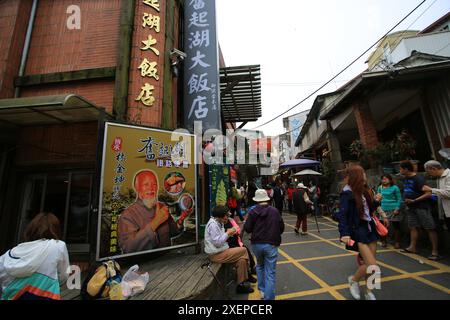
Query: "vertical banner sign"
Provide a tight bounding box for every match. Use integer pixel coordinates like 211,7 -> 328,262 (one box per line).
208,164 -> 230,217
184,0 -> 222,133
96,123 -> 197,260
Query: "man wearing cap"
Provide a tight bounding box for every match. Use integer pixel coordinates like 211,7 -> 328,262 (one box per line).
244,189 -> 285,300
292,183 -> 313,235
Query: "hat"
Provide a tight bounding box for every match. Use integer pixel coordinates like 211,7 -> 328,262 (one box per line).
297,183 -> 307,189
253,189 -> 270,203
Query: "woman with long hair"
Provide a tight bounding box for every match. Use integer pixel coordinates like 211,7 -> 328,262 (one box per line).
338,165 -> 381,300
0,212 -> 70,300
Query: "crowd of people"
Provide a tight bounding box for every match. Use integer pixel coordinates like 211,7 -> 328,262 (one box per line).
0,159 -> 448,301
204,159 -> 450,301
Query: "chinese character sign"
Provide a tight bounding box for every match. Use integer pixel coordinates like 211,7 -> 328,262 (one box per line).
184,0 -> 221,133
97,123 -> 197,260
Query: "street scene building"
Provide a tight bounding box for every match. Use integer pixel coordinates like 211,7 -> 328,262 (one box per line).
0,0 -> 449,303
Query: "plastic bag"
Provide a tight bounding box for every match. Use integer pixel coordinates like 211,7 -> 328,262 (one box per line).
121,265 -> 149,299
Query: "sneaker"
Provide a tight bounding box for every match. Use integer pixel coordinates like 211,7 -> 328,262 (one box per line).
247,275 -> 257,283
236,283 -> 254,294
365,292 -> 376,300
348,276 -> 361,300
294,228 -> 299,235
301,232 -> 308,236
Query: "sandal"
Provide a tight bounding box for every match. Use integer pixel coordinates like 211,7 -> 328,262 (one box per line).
428,254 -> 442,261
400,248 -> 416,254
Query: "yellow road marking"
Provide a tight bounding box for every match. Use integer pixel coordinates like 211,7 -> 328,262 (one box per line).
286,221 -> 450,297
281,238 -> 340,247
277,252 -> 355,265
278,248 -> 346,300
250,221 -> 450,300
276,269 -> 447,300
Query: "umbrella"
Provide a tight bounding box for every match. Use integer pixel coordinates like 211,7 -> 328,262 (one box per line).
292,169 -> 322,177
279,158 -> 320,169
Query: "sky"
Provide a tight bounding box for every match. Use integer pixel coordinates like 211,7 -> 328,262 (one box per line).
216,0 -> 450,137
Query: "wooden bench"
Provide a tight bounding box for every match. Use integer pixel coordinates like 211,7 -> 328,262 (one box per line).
60,252 -> 232,300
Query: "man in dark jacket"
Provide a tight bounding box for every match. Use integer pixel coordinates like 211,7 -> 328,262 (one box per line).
244,189 -> 285,300
272,182 -> 284,215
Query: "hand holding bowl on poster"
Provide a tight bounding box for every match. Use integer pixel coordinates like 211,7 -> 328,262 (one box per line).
175,193 -> 195,228
164,172 -> 186,196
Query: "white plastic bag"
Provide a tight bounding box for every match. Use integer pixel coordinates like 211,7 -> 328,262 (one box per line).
121,265 -> 149,299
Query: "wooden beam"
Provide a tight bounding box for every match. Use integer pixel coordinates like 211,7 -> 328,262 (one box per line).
15,67 -> 116,87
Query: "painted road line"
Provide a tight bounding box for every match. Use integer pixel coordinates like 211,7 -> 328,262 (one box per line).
278,248 -> 346,300
298,221 -> 450,296
276,269 -> 447,300
281,239 -> 338,246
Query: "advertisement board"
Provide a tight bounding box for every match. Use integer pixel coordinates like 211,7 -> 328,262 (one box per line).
208,164 -> 230,217
96,123 -> 197,260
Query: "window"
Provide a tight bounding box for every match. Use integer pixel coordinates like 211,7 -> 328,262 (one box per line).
17,171 -> 93,247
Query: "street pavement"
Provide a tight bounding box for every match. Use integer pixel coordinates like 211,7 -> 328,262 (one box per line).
233,212 -> 450,300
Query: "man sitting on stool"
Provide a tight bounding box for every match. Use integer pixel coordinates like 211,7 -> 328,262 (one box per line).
204,206 -> 254,294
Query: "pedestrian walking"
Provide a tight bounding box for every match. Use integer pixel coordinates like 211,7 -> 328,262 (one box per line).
272,182 -> 284,215
309,181 -> 321,217
287,183 -> 296,213
293,183 -> 313,235
204,206 -> 254,294
399,160 -> 440,260
0,212 -> 70,300
227,186 -> 239,220
423,160 -> 450,233
244,189 -> 285,300
247,180 -> 258,207
337,165 -> 382,300
376,174 -> 400,248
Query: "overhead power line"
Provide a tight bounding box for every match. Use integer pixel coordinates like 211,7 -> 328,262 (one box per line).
250,0 -> 427,131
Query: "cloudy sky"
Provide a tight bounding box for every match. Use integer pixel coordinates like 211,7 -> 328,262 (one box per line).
216,0 -> 450,137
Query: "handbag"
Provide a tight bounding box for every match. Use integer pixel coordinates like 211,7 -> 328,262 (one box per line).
373,216 -> 388,237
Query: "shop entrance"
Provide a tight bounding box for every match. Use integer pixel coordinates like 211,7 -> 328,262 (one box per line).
17,171 -> 93,253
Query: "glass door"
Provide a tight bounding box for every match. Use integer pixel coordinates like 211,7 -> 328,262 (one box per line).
17,171 -> 93,250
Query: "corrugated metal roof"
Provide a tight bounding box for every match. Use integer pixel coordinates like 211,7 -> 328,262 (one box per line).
220,65 -> 262,123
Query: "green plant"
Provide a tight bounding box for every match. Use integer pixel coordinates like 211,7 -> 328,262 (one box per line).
349,140 -> 364,159
391,130 -> 416,160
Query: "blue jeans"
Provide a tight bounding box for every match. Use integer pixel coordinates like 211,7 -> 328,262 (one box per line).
251,243 -> 278,300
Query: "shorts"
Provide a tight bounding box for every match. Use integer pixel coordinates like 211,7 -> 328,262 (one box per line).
406,207 -> 436,230
355,220 -> 380,244
346,220 -> 380,252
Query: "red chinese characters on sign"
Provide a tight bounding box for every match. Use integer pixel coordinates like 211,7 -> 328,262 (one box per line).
112,137 -> 123,152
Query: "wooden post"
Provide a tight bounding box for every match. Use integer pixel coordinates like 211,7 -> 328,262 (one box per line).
113,0 -> 136,122
162,0 -> 175,130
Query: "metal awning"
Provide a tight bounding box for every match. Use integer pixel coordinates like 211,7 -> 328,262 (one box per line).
0,94 -> 111,127
220,65 -> 262,123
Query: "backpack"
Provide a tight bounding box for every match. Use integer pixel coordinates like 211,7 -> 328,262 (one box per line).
80,260 -> 122,300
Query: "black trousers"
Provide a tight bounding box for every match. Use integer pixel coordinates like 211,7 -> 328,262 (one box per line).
445,217 -> 450,233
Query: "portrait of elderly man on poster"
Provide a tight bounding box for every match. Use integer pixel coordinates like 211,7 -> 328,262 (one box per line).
118,170 -> 193,254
